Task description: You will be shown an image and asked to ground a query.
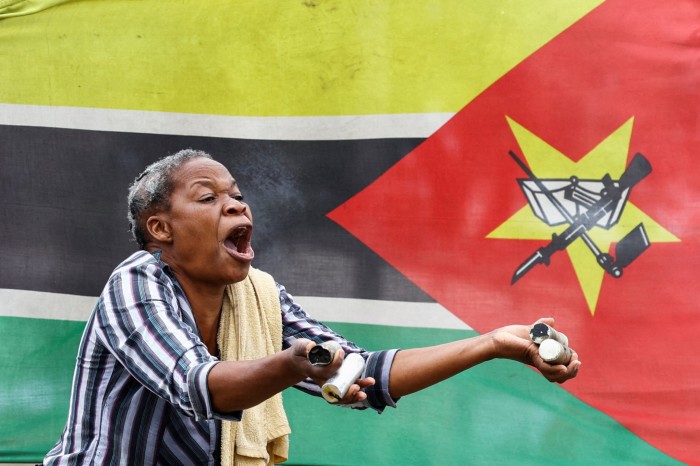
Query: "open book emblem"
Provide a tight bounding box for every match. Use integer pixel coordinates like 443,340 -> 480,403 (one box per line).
510,151 -> 651,284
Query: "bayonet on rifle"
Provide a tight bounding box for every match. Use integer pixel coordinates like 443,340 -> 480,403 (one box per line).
510,152 -> 652,284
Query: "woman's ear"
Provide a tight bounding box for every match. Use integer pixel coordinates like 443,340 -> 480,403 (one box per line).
146,215 -> 173,244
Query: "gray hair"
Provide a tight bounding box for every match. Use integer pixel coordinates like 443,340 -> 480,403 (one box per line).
127,149 -> 213,249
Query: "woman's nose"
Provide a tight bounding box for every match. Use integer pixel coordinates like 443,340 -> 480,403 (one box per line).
224,198 -> 247,215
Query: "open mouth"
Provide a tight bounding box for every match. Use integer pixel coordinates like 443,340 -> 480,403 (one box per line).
224,225 -> 253,258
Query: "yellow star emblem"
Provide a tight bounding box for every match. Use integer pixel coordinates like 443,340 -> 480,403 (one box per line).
488,116 -> 679,315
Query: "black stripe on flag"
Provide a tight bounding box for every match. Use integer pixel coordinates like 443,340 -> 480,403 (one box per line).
0,124 -> 433,302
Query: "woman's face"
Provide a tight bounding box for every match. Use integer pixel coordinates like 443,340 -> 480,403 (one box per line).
154,157 -> 254,287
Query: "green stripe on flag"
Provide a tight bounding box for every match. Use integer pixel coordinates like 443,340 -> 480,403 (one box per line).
0,316 -> 84,463
2,315 -> 683,464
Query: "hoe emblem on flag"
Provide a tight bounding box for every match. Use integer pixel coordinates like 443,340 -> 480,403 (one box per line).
487,117 -> 679,316
509,149 -> 651,285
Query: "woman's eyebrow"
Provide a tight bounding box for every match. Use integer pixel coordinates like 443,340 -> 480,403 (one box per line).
189,178 -> 238,190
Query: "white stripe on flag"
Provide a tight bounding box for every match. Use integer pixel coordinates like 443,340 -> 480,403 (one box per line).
0,288 -> 471,330
298,296 -> 471,330
0,103 -> 454,140
0,288 -> 96,322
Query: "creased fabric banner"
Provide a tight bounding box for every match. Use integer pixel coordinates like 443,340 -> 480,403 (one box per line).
0,0 -> 69,19
0,1 -> 696,465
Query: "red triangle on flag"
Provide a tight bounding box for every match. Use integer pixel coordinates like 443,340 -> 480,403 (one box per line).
328,0 -> 700,463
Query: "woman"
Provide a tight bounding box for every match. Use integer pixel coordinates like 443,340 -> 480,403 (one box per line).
43,149 -> 580,465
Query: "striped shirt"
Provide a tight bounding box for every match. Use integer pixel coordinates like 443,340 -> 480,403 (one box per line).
44,251 -> 398,466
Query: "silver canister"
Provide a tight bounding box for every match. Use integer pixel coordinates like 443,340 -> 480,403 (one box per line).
321,353 -> 366,403
308,341 -> 342,366
529,322 -> 569,347
538,338 -> 573,364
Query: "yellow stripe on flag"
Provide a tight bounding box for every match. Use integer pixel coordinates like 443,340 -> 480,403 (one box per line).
0,0 -> 602,116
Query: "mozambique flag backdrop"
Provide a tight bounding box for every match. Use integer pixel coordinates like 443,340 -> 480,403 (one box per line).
1,1 -> 698,465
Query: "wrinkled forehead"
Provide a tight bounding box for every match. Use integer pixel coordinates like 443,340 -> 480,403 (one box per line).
171,157 -> 237,191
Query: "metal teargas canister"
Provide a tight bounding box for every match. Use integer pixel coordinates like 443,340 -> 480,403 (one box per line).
538,339 -> 573,364
529,322 -> 569,347
529,322 -> 573,364
308,341 -> 341,366
307,341 -> 367,403
321,353 -> 366,403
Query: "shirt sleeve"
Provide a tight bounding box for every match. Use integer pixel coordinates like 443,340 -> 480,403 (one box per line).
94,257 -> 240,422
278,283 -> 400,413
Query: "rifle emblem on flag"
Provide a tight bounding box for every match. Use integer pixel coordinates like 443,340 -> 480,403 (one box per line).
509,150 -> 652,284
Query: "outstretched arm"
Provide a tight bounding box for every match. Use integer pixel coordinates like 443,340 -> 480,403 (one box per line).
388,318 -> 581,398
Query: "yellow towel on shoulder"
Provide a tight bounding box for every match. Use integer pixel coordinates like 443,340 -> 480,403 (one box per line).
218,268 -> 291,466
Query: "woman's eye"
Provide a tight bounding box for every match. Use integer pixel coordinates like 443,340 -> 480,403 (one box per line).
232,194 -> 245,202
200,195 -> 216,202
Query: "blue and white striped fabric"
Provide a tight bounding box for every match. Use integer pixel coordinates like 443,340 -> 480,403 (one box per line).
43,250 -> 397,465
